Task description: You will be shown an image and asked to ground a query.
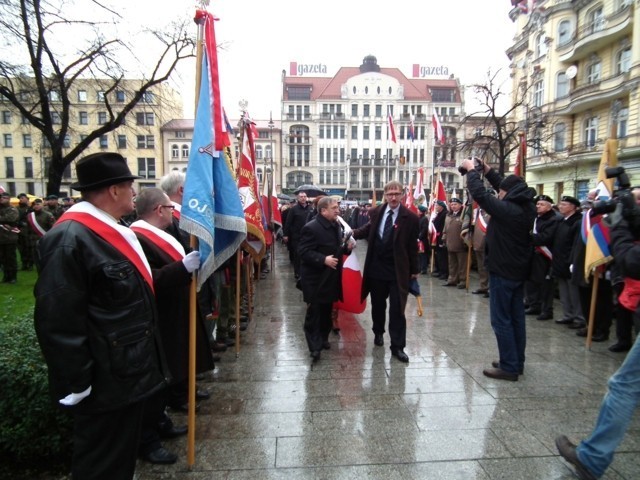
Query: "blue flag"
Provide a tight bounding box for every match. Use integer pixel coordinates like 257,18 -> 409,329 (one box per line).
180,53 -> 246,290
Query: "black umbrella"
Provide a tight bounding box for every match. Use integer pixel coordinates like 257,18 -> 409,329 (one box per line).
277,193 -> 293,201
293,184 -> 327,197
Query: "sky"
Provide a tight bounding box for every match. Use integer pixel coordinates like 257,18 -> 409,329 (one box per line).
74,0 -> 518,120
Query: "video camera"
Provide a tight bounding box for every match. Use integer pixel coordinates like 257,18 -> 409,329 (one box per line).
458,157 -> 485,176
592,166 -> 640,235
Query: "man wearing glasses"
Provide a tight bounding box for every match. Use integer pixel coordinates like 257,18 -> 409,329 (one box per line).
353,181 -> 420,363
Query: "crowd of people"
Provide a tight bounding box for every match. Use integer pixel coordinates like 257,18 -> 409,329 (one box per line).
13,149 -> 640,480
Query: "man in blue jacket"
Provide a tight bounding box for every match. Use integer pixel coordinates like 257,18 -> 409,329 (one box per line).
460,158 -> 535,381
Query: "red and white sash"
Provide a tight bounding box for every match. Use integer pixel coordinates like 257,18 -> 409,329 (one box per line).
533,217 -> 553,260
27,211 -> 47,237
475,208 -> 488,234
171,201 -> 181,221
57,203 -> 154,293
130,220 -> 185,262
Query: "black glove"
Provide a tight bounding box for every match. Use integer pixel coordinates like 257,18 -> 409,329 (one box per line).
602,203 -> 624,229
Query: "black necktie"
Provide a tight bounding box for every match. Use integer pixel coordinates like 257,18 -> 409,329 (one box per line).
382,209 -> 394,241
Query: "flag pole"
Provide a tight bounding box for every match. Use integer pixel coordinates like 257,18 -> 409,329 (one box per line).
186,8 -> 206,468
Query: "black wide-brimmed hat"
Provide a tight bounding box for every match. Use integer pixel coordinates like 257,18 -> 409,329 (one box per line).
71,152 -> 140,191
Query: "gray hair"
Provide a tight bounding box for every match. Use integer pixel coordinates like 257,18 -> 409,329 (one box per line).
135,187 -> 170,217
317,196 -> 337,212
159,170 -> 185,196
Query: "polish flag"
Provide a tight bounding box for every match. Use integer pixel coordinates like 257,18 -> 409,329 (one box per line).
432,111 -> 443,144
413,167 -> 424,200
388,108 -> 397,144
334,253 -> 366,314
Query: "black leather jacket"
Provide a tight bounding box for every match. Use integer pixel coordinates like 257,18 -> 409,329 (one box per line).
34,219 -> 169,414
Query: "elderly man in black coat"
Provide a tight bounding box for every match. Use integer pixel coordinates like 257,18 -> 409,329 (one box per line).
298,196 -> 352,362
461,158 -> 536,381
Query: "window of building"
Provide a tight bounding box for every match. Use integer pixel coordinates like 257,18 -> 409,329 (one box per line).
1,111 -> 11,124
351,125 -> 357,140
79,111 -> 88,125
318,125 -> 325,139
287,86 -> 311,101
24,157 -> 33,178
363,104 -> 370,117
136,112 -> 154,126
23,134 -> 32,148
49,90 -> 61,102
351,104 -> 358,117
556,72 -> 569,98
51,111 -> 61,124
617,107 -> 628,138
176,131 -> 185,138
255,145 -> 263,160
584,117 -> 598,147
431,89 -> 456,102
63,134 -> 71,148
375,125 -> 381,140
26,182 -> 34,195
554,123 -> 566,152
363,126 -> 370,140
616,47 -> 631,74
78,90 -> 87,102
137,157 -> 156,179
536,33 -> 547,57
532,79 -> 544,107
588,6 -> 604,34
576,180 -> 590,200
586,61 -> 601,84
97,91 -> 105,102
557,20 -> 572,46
97,111 -> 107,124
3,134 -> 11,148
4,156 -> 14,178
375,104 -> 382,117
181,144 -> 189,157
99,135 -> 108,148
171,145 -> 179,158
137,135 -> 154,149
115,90 -> 125,103
117,135 -> 127,149
142,92 -> 154,104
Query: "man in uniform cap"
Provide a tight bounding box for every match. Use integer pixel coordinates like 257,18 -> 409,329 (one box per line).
34,152 -> 171,479
44,194 -> 63,220
442,197 -> 467,288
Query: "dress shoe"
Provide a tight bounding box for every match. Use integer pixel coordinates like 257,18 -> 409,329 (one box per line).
391,349 -> 409,363
441,282 -> 457,287
536,312 -> 553,320
210,340 -> 228,352
141,446 -> 178,465
374,334 -> 384,346
591,332 -> 609,342
555,318 -> 573,325
158,423 -> 188,439
482,367 -> 518,381
196,388 -> 210,400
568,321 -> 586,330
322,341 -> 331,350
456,283 -> 466,289
524,307 -> 541,315
310,351 -> 321,362
555,435 -> 597,480
609,342 -> 631,353
491,361 -> 523,375
472,289 -> 488,295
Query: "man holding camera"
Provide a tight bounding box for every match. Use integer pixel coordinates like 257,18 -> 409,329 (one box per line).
460,158 -> 536,381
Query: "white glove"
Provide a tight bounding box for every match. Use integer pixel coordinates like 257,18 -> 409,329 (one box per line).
182,251 -> 201,273
569,264 -> 574,273
59,385 -> 92,406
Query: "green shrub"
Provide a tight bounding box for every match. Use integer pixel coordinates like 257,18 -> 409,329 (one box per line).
0,309 -> 73,474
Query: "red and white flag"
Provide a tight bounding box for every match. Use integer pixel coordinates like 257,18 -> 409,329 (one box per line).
413,167 -> 425,200
334,253 -> 366,314
388,107 -> 397,144
432,111 -> 444,144
514,131 -> 526,176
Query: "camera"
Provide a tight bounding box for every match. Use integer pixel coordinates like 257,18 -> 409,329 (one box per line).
592,166 -> 640,235
458,157 -> 484,176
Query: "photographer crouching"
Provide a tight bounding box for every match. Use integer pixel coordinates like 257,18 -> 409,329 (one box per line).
460,157 -> 536,381
556,173 -> 640,480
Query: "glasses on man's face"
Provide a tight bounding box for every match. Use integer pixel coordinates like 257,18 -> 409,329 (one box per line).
157,204 -> 175,211
385,192 -> 402,197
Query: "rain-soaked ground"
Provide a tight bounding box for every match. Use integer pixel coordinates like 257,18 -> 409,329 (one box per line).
136,243 -> 640,479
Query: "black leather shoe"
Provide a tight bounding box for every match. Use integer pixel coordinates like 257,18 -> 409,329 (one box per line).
472,289 -> 488,295
441,282 -> 457,287
591,332 -> 609,342
491,361 -> 523,375
555,318 -> 573,324
322,341 -> 331,350
609,342 -> 631,353
576,328 -> 588,337
524,307 -> 541,315
310,351 -> 321,362
568,321 -> 586,330
141,446 -> 178,465
391,349 -> 409,363
536,312 -> 553,320
158,423 -> 188,439
482,367 -> 518,381
196,388 -> 210,400
374,334 -> 384,346
555,435 -> 597,480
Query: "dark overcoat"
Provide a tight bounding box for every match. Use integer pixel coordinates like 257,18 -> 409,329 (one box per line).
353,204 -> 419,313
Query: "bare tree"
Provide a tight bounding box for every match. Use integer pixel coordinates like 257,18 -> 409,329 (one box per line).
0,0 -> 195,194
458,70 -> 553,176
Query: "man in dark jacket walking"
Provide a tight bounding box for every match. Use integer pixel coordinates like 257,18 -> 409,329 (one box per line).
283,191 -> 309,279
34,152 -> 170,479
298,197 -> 352,361
461,158 -> 535,381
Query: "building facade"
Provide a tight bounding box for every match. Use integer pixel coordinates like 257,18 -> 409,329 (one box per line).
0,79 -> 182,197
508,0 -> 639,199
280,55 -> 464,202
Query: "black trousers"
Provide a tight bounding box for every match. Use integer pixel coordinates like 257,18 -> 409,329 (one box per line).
369,277 -> 406,350
304,302 -> 332,353
139,388 -> 170,456
72,400 -> 145,480
578,280 -> 613,336
0,243 -> 17,281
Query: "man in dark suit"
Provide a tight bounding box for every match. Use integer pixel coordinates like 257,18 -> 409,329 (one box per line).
353,180 -> 420,363
283,191 -> 310,279
298,196 -> 352,362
